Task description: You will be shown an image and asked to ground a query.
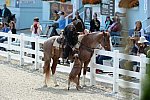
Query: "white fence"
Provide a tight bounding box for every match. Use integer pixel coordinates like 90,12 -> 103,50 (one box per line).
0,32 -> 46,69
0,32 -> 149,98
90,49 -> 149,98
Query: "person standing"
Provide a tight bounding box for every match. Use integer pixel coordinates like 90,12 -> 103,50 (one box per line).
90,13 -> 100,32
72,11 -> 85,32
57,11 -> 66,30
9,21 -> 16,42
105,16 -> 113,31
2,4 -> 11,23
30,17 -> 42,59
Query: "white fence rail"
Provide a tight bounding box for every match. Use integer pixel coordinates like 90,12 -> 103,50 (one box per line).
0,32 -> 46,69
90,49 -> 149,98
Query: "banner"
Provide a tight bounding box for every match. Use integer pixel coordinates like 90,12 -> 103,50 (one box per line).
49,2 -> 73,20
50,2 -> 60,20
84,7 -> 92,22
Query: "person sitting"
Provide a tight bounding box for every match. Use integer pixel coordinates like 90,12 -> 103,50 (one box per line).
108,16 -> 122,45
57,11 -> 66,30
105,16 -> 113,31
0,22 -> 10,50
129,21 -> 145,37
48,11 -> 65,37
90,13 -> 100,32
108,16 -> 122,36
9,21 -> 16,42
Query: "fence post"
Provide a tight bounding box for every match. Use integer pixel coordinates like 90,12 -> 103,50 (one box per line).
139,54 -> 146,99
20,33 -> 24,66
113,50 -> 119,93
7,32 -> 11,62
90,49 -> 96,86
35,36 -> 39,70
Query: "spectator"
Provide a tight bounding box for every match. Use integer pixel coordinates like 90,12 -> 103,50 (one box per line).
2,4 -> 11,23
2,22 -> 10,33
57,11 -> 66,30
90,13 -> 100,32
129,21 -> 145,37
0,22 -> 10,50
72,11 -> 85,32
108,16 -> 122,36
30,17 -> 42,59
105,16 -> 113,30
9,21 -> 16,42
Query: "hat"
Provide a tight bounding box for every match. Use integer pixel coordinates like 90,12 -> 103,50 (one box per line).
57,11 -> 62,14
138,36 -> 149,43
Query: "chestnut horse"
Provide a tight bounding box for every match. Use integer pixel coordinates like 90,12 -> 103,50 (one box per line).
43,30 -> 111,87
78,32 -> 111,86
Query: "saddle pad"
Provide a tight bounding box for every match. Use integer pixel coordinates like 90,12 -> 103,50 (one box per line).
52,36 -> 61,48
75,35 -> 85,48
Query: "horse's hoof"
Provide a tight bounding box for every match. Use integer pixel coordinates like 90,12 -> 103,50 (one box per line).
43,85 -> 47,87
78,85 -> 83,89
55,84 -> 59,87
76,86 -> 80,91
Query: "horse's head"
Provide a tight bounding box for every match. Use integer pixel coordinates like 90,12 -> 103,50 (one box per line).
98,32 -> 111,51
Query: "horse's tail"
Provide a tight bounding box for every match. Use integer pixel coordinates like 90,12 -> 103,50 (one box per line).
43,60 -> 51,81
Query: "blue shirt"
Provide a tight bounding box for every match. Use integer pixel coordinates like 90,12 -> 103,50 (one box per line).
2,27 -> 10,33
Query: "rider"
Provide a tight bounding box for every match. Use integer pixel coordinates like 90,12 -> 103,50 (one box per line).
62,24 -> 79,64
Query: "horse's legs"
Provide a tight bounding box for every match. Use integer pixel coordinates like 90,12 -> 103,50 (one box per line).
68,79 -> 70,90
51,56 -> 59,86
83,60 -> 90,86
43,59 -> 51,87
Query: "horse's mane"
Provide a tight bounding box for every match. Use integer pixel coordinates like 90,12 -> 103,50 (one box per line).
81,32 -> 111,50
80,32 -> 102,48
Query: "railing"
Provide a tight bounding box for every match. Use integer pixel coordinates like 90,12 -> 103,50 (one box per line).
0,31 -> 46,69
89,49 -> 148,99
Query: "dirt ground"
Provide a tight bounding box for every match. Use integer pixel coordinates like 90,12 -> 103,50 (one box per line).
0,57 -> 117,100
0,55 -> 139,100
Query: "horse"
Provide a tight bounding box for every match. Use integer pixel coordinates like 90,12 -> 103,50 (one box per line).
43,24 -> 78,87
78,31 -> 111,86
43,29 -> 111,87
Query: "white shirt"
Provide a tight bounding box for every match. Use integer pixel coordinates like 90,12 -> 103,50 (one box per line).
30,24 -> 42,37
